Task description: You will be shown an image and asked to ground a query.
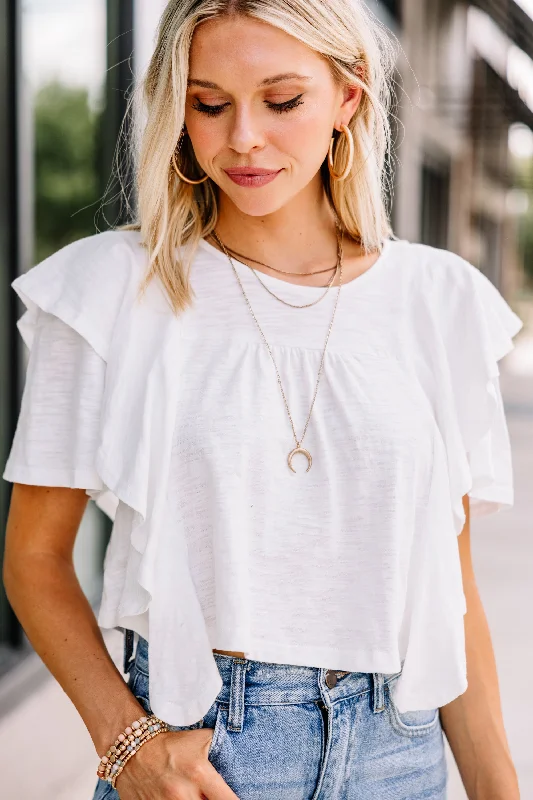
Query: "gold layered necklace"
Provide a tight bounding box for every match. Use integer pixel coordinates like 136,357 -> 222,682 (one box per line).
212,226 -> 344,473
217,247 -> 338,276
210,224 -> 342,310
212,226 -> 360,277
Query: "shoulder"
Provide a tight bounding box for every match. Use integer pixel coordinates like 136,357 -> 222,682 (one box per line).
385,237 -> 480,296
388,238 -> 523,362
12,230 -> 150,361
15,229 -> 148,290
387,238 -> 519,318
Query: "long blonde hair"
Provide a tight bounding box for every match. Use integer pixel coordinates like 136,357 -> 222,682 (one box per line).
118,0 -> 397,314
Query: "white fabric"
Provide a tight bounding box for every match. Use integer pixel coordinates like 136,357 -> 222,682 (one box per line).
3,229 -> 523,725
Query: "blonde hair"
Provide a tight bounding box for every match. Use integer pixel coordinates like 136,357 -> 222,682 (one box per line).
118,0 -> 397,314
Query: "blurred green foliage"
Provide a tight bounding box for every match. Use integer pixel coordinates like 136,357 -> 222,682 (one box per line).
519,215 -> 533,285
514,156 -> 533,285
34,81 -> 102,263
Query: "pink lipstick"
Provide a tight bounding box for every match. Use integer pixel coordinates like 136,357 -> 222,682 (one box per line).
224,167 -> 282,187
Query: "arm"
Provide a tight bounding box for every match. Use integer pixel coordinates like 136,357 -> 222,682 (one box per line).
3,483 -> 237,799
439,494 -> 520,800
3,484 -> 145,756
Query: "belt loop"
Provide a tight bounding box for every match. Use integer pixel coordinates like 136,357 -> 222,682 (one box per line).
227,659 -> 248,732
123,629 -> 135,675
372,672 -> 385,713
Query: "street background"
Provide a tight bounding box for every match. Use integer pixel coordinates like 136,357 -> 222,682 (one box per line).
0,1 -> 532,798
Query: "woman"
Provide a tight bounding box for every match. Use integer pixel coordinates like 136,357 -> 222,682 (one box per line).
2,1 -> 522,798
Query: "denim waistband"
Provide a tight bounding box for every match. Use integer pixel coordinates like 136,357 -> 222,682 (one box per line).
127,633 -> 403,719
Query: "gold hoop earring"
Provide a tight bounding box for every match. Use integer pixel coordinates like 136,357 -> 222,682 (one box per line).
171,132 -> 209,185
328,123 -> 354,181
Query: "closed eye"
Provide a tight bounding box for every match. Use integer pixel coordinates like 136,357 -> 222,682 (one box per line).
191,94 -> 305,117
191,100 -> 230,117
265,94 -> 304,113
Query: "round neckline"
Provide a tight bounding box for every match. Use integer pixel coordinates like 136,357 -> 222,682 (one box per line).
198,236 -> 392,294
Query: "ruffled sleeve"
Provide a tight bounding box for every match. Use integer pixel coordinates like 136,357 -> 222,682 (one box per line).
2,230 -> 147,519
3,230 -> 226,724
439,255 -> 523,528
3,310 -> 107,490
387,249 -> 524,715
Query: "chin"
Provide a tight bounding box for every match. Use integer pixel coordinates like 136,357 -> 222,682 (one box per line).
222,187 -> 295,218
232,200 -> 288,217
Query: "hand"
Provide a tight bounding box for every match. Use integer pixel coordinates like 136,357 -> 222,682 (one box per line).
114,727 -> 239,799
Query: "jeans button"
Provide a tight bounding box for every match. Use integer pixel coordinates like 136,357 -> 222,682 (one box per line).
325,670 -> 337,689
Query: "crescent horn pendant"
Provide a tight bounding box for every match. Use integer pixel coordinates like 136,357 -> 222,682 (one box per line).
288,447 -> 313,473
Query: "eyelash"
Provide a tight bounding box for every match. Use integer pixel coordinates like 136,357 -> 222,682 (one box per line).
192,93 -> 305,117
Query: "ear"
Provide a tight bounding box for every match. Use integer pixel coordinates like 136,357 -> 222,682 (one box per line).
334,73 -> 365,131
334,84 -> 363,131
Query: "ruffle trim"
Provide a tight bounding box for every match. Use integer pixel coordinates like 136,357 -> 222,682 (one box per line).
7,230 -> 223,724
390,251 -> 522,714
442,259 -> 523,535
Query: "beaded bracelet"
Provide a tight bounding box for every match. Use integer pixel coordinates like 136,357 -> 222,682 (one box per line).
100,716 -> 167,783
97,715 -> 155,779
104,724 -> 166,784
100,716 -> 169,784
104,726 -> 154,782
110,725 -> 169,788
97,715 -> 168,784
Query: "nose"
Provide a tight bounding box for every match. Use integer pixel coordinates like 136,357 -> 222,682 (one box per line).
227,105 -> 265,154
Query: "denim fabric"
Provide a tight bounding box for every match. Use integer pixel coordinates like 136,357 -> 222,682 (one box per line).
92,634 -> 448,799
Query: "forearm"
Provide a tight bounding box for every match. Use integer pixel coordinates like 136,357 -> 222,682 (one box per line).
439,577 -> 519,799
4,552 -> 144,756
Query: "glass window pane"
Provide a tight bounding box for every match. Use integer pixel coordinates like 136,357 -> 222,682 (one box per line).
22,0 -> 106,261
20,0 -> 108,603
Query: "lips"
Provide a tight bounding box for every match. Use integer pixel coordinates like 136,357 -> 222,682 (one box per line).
223,167 -> 283,187
224,167 -> 280,176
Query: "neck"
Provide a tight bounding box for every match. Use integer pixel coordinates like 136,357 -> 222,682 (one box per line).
214,179 -> 340,273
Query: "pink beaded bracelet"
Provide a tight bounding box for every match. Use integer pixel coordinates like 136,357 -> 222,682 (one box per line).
97,714 -> 168,784
109,725 -> 169,788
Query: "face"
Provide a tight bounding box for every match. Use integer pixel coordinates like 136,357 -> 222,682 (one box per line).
184,14 -> 361,217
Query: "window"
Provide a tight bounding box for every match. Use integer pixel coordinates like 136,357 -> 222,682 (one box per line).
421,160 -> 451,249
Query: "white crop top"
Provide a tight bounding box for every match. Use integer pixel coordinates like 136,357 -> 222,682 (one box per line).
3,230 -> 523,725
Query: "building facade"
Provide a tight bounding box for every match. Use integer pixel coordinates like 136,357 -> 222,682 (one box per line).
397,0 -> 532,297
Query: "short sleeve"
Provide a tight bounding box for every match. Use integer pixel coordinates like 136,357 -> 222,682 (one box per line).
467,373 -> 514,517
2,230 -> 145,519
445,259 -> 524,519
3,309 -> 106,491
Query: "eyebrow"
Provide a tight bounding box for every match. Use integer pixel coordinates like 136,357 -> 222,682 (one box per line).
187,73 -> 313,89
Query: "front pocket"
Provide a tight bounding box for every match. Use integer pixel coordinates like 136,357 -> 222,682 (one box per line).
200,701 -> 324,799
386,685 -> 440,738
206,703 -> 225,761
128,663 -> 152,715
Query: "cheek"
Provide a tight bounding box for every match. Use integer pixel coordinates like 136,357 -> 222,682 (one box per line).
269,106 -> 332,166
184,115 -> 223,161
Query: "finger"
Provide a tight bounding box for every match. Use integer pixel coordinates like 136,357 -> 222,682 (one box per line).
199,763 -> 240,799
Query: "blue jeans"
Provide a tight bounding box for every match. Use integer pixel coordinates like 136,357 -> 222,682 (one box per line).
92,633 -> 448,799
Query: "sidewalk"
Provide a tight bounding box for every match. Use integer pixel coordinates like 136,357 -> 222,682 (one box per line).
0,331 -> 531,800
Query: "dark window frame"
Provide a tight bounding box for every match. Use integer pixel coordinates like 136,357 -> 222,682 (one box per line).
0,0 -> 23,655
